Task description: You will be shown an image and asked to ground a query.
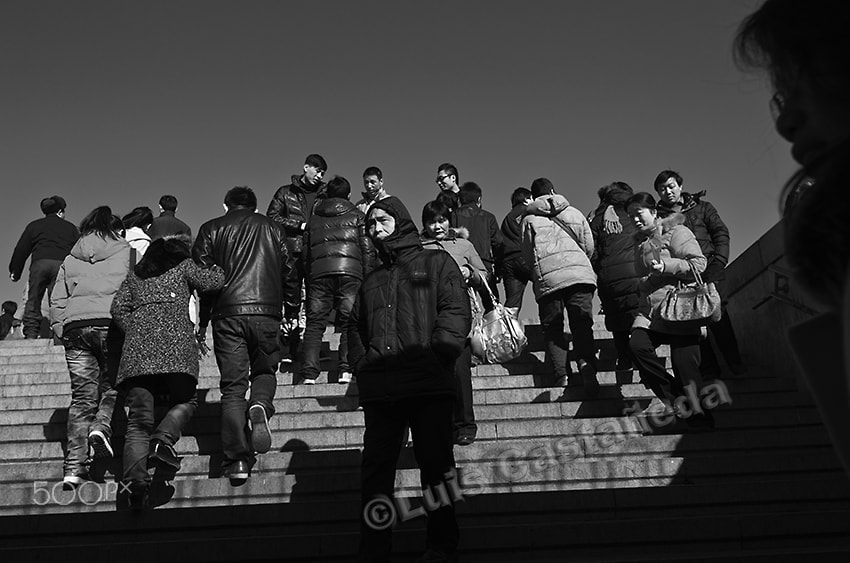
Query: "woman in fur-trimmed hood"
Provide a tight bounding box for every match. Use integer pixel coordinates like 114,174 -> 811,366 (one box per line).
110,236 -> 224,504
625,192 -> 713,430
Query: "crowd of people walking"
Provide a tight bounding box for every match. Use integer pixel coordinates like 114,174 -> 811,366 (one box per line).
3,0 -> 849,560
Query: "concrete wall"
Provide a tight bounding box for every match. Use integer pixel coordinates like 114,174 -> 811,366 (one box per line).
725,219 -> 826,386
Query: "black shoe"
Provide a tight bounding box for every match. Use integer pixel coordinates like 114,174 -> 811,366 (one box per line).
223,459 -> 250,486
248,404 -> 272,454
578,360 -> 599,398
127,483 -> 150,511
149,439 -> 182,470
615,357 -> 633,371
454,430 -> 476,446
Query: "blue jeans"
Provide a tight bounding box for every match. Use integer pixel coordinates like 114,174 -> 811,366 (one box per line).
212,315 -> 280,463
123,373 -> 198,486
299,275 -> 360,379
24,259 -> 61,338
62,325 -> 121,476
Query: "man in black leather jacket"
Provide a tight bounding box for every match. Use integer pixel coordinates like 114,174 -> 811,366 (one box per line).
193,186 -> 290,484
266,154 -> 327,326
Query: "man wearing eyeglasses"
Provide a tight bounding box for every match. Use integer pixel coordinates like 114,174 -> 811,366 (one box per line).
435,163 -> 461,210
267,154 -> 328,364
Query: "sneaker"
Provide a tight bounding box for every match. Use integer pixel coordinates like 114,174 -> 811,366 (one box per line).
62,473 -> 88,490
615,357 -> 633,371
578,360 -> 600,398
248,404 -> 272,454
149,439 -> 182,470
223,459 -> 250,486
88,430 -> 114,459
338,371 -> 353,384
297,374 -> 317,385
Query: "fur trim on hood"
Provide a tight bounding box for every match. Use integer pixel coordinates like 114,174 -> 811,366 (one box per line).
134,237 -> 192,279
634,212 -> 687,240
419,226 -> 469,240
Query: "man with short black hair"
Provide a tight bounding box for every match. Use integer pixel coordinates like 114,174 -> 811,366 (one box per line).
148,195 -> 192,241
299,175 -> 374,385
499,187 -> 534,314
356,166 -> 390,215
653,170 -> 745,377
193,186 -> 290,484
9,196 -> 79,338
267,154 -> 328,343
451,181 -> 505,300
435,162 -> 460,210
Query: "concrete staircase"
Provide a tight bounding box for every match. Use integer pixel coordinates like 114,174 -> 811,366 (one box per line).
1,317 -> 849,562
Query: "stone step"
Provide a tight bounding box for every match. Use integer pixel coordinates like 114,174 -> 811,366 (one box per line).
0,389 -> 814,430
0,446 -> 843,516
1,424 -> 836,485
0,405 -> 825,461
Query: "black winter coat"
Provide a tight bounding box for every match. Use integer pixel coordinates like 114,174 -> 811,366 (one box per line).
349,199 -> 471,404
451,203 -> 504,274
590,206 -> 641,332
266,174 -> 326,255
305,198 -> 374,281
192,207 -> 290,324
657,191 -> 729,283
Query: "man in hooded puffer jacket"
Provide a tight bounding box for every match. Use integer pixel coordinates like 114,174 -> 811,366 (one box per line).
522,177 -> 600,395
348,197 -> 471,563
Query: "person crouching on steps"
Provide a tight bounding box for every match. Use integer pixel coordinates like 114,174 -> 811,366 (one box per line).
111,236 -> 224,509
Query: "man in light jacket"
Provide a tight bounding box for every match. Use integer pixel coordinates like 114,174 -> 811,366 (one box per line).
522,177 -> 600,394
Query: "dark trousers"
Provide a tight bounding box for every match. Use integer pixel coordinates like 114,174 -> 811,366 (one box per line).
538,284 -> 597,379
359,396 -> 458,562
629,328 -> 702,404
700,302 -> 743,377
453,341 -> 476,436
501,256 -> 532,311
212,315 -> 280,463
299,275 -> 360,379
612,330 -> 632,366
62,325 -> 121,476
283,253 -> 306,319
24,258 -> 61,338
123,373 -> 197,485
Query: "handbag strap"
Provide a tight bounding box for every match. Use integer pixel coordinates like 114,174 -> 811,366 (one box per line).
687,261 -> 706,286
548,214 -> 581,247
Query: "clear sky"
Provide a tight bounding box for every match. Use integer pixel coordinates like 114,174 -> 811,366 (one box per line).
1,0 -> 794,314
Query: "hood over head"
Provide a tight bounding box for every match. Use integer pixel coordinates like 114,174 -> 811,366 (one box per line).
70,233 -> 129,264
367,198 -> 421,263
526,193 -> 571,217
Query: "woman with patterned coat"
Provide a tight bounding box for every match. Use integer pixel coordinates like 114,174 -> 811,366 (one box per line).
111,236 -> 224,508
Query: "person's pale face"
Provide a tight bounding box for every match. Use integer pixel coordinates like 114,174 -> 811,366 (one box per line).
368,208 -> 396,241
363,175 -> 383,198
628,205 -> 657,230
424,217 -> 450,240
656,178 -> 683,206
773,76 -> 850,167
303,164 -> 325,186
436,170 -> 457,192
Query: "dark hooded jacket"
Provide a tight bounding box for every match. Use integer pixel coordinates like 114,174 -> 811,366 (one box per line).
112,238 -> 224,385
266,174 -> 326,255
589,185 -> 641,332
450,203 -> 505,275
348,199 -> 471,404
305,197 -> 375,281
657,190 -> 729,283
